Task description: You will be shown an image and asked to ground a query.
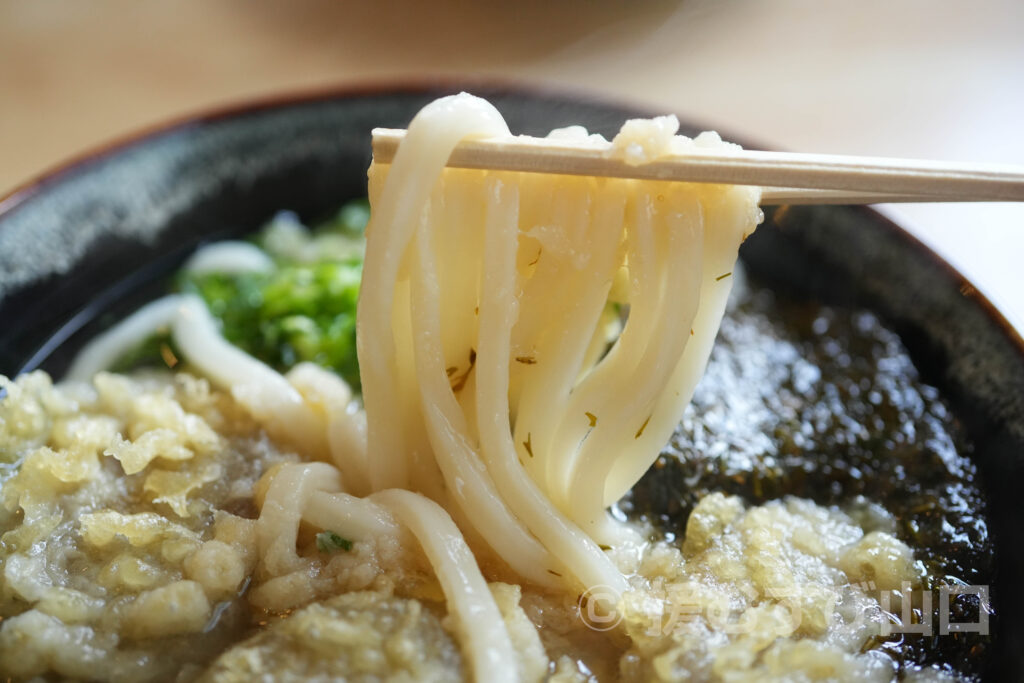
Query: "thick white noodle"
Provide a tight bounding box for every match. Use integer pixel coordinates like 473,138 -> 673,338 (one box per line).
549,190 -> 663,478
371,488 -> 520,683
172,295 -> 327,458
64,294 -> 183,382
602,187 -> 758,504
566,191 -> 701,541
257,462 -> 341,576
286,363 -> 370,496
511,178 -> 624,510
474,175 -> 628,597
358,94 -> 511,491
302,490 -> 399,539
65,241 -> 273,383
407,204 -> 561,589
180,240 -> 275,276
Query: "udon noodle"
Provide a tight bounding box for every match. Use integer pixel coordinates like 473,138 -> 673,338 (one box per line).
61,94 -> 757,677
358,95 -> 760,593
61,93 -> 761,677
14,93 -> 939,680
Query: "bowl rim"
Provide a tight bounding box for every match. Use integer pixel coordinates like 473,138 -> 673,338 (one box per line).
1,76 -> 1021,357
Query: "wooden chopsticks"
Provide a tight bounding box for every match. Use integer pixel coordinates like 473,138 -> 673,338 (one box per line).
371,128 -> 1024,206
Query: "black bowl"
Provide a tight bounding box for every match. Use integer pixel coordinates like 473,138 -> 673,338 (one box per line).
1,82 -> 1021,679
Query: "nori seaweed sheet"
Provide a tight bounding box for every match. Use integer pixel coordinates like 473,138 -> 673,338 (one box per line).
624,273 -> 993,680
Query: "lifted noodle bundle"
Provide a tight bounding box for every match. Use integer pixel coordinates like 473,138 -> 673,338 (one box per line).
358,93 -> 761,597
57,93 -> 764,680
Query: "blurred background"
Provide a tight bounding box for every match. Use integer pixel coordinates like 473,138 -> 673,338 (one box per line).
2,0 -> 1022,331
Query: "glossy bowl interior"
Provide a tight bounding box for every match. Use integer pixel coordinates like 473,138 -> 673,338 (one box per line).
1,83 -> 1022,678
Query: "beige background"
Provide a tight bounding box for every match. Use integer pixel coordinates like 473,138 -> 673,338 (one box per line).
2,0 -> 1022,330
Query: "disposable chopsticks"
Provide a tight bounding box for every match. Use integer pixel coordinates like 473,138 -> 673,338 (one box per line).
371,128 -> 1024,205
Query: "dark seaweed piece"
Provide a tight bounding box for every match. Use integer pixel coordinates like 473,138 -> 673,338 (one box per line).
625,278 -> 993,680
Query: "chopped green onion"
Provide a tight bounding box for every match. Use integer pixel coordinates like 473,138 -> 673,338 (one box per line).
316,531 -> 353,553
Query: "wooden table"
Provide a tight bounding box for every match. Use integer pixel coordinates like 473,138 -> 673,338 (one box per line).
2,0 -> 1021,330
